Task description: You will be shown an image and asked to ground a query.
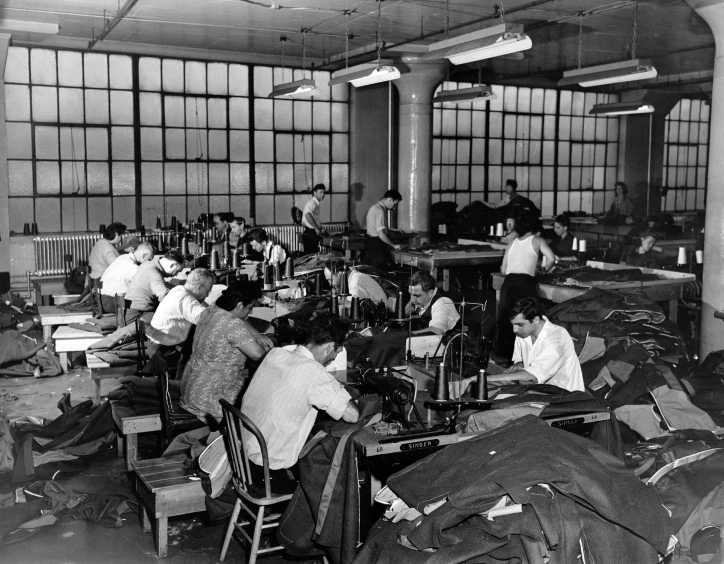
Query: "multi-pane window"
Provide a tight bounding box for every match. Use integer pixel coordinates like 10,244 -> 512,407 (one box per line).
662,98 -> 710,212
4,46 -> 351,234
5,48 -> 136,232
253,67 -> 349,226
432,82 -> 620,216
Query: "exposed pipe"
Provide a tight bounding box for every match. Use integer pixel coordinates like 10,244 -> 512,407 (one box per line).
646,113 -> 652,216
88,0 -> 142,50
388,80 -> 393,190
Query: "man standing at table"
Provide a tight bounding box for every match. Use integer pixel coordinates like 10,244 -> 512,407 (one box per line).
365,190 -> 403,268
488,296 -> 584,392
302,184 -> 327,254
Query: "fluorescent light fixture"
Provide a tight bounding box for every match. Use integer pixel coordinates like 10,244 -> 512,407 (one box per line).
268,78 -> 320,99
433,85 -> 497,104
328,60 -> 400,87
0,19 -> 59,35
558,58 -> 657,88
589,101 -> 655,116
422,23 -> 532,65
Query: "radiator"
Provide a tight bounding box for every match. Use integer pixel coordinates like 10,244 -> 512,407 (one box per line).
33,234 -> 102,276
33,222 -> 349,276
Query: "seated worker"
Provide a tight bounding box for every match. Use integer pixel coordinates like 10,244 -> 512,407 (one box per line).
550,214 -> 575,258
242,313 -> 359,470
500,214 -> 519,245
406,270 -> 460,335
144,268 -> 215,362
499,179 -> 541,218
248,227 -> 287,264
89,222 -> 126,281
180,281 -> 273,423
228,216 -> 246,250
302,184 -> 328,254
213,211 -> 235,247
99,242 -> 155,313
605,181 -> 636,223
325,259 -> 389,308
124,249 -> 185,323
488,296 -> 584,392
620,231 -> 660,268
365,190 -> 403,268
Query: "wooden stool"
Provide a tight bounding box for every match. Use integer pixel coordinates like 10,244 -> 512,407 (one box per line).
86,352 -> 136,402
133,455 -> 207,558
52,326 -> 103,371
110,400 -> 162,471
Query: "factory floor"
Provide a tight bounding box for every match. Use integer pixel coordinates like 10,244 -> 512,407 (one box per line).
0,368 -> 294,564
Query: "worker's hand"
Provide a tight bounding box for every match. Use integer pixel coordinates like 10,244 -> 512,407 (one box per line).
256,335 -> 274,352
393,244 -> 402,251
503,362 -> 523,373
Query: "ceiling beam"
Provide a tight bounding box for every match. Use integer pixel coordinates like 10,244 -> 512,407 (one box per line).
89,0 -> 141,50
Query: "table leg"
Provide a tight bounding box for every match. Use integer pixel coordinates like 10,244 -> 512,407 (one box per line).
94,378 -> 102,403
43,325 -> 52,349
141,505 -> 151,532
116,434 -> 124,458
669,298 -> 678,323
58,352 -> 69,373
126,433 -> 138,472
156,517 -> 168,558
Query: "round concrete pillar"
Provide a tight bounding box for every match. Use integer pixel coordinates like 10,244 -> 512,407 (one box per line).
394,57 -> 448,237
686,0 -> 724,358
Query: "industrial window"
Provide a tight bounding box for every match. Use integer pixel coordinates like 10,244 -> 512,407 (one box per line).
4,46 -> 351,234
432,83 -> 620,216
662,98 -> 710,212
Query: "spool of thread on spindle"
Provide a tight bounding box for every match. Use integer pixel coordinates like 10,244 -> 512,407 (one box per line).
489,225 -> 495,236
242,243 -> 251,257
195,229 -> 202,244
275,261 -> 283,283
171,216 -> 178,231
578,239 -> 587,253
572,237 -> 578,251
677,246 -> 687,265
496,223 -> 504,237
263,264 -> 273,290
350,296 -> 361,319
315,273 -> 322,296
395,291 -> 405,319
99,224 -> 106,234
23,223 -> 30,236
232,250 -> 240,268
181,237 -> 189,255
156,216 -> 162,229
339,267 -> 348,294
210,250 -> 220,270
434,365 -> 449,401
338,295 -> 345,317
475,369 -> 488,401
284,257 -> 294,278
696,250 -> 703,264
223,241 -> 231,257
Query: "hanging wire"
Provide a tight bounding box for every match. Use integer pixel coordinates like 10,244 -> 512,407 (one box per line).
631,2 -> 638,59
577,14 -> 583,70
280,36 -> 287,83
376,0 -> 382,65
499,0 -> 505,24
301,30 -> 309,79
444,0 -> 450,39
343,12 -> 350,69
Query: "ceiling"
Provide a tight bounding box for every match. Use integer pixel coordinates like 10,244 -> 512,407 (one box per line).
0,0 -> 715,95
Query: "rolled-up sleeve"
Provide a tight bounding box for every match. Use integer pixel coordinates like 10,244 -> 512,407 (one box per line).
308,370 -> 352,420
524,334 -> 567,384
429,298 -> 461,333
179,294 -> 207,324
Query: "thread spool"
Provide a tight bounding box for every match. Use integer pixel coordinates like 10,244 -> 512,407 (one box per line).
223,241 -> 231,257
433,365 -> 449,401
263,264 -> 273,290
23,223 -> 30,236
339,267 -> 348,294
210,250 -> 220,270
475,369 -> 488,401
315,273 -> 322,296
204,239 -> 212,255
489,225 -> 495,236
696,250 -> 703,264
139,225 -> 146,237
395,291 -> 405,319
156,216 -> 162,229
194,229 -> 202,244
350,296 -> 361,320
171,216 -> 178,231
31,223 -> 38,235
275,261 -> 283,283
677,246 -> 688,265
578,239 -> 587,253
496,223 -> 504,237
232,250 -> 240,268
284,257 -> 294,278
242,243 -> 251,257
180,237 -> 189,255
572,237 -> 578,251
338,295 -> 345,317
99,224 -> 106,234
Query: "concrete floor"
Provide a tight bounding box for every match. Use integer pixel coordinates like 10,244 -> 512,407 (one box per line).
0,368 -> 294,564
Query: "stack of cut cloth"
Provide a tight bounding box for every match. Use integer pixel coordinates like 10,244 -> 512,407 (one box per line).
546,286 -> 687,359
106,375 -> 184,416
66,314 -> 118,335
85,321 -> 141,367
537,265 -> 662,288
354,415 -> 673,564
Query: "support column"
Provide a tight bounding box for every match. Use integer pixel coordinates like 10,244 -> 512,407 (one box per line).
686,0 -> 724,357
0,35 -> 11,277
394,57 -> 447,238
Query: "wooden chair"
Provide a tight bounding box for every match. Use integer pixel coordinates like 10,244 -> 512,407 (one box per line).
219,398 -> 295,564
155,370 -> 206,454
135,317 -> 149,374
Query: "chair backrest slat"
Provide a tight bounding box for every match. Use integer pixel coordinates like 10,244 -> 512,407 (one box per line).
220,399 -> 273,499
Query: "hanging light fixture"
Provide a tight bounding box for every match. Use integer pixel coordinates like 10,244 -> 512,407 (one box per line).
559,4 -> 657,88
589,100 -> 654,116
329,2 -> 400,87
269,33 -> 320,98
423,0 -> 531,65
434,61 -> 497,104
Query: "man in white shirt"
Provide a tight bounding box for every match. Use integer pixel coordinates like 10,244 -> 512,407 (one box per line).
489,296 -> 584,392
406,270 -> 460,335
145,268 -> 215,358
242,313 -> 359,470
325,260 -> 389,308
365,190 -> 402,268
302,184 -> 327,254
100,242 -> 154,313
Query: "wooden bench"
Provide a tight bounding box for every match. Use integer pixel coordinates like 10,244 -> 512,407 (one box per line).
38,305 -> 92,353
52,325 -> 103,371
87,352 -> 137,402
133,455 -> 207,558
110,400 -> 162,471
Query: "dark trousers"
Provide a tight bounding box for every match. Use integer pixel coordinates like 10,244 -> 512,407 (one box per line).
302,228 -> 320,254
365,236 -> 389,269
496,273 -> 537,359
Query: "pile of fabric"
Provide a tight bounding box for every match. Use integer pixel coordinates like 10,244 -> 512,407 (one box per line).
354,415 -> 672,564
